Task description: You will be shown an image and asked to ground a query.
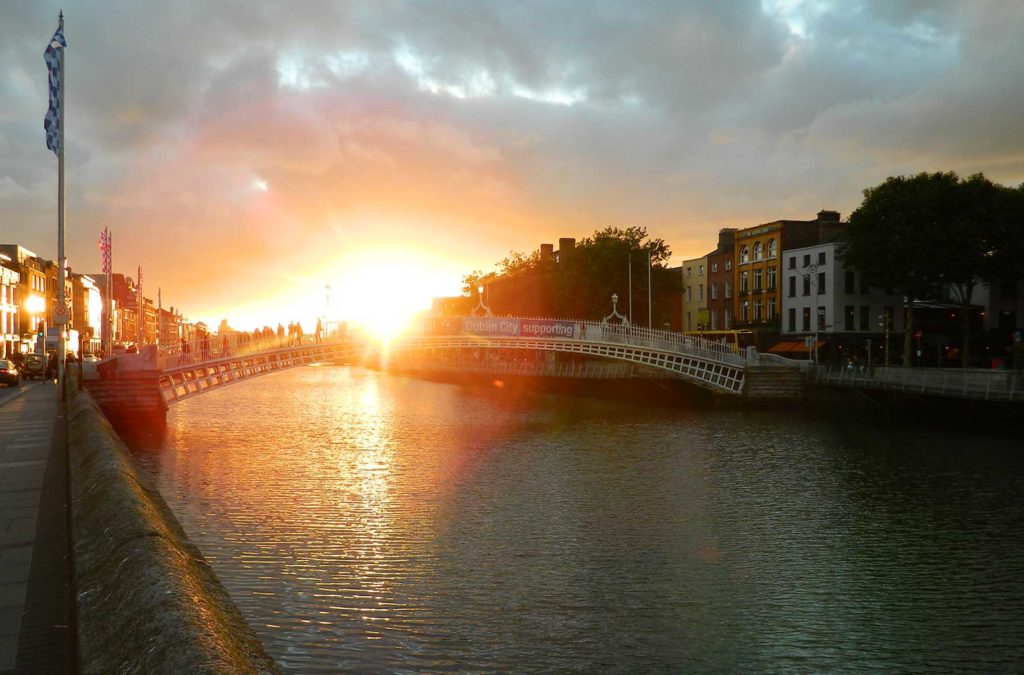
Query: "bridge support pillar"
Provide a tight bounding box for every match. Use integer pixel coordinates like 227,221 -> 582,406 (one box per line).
84,367 -> 167,431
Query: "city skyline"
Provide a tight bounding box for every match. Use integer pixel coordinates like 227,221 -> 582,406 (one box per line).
3,1 -> 1024,329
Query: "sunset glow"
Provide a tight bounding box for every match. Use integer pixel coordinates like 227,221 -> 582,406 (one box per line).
3,3 -> 1024,329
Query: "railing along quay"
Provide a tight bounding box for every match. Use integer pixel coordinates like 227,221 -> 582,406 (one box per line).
813,365 -> 1023,402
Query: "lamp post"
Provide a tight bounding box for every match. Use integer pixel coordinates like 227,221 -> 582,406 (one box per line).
472,284 -> 493,317
602,292 -> 629,326
802,264 -> 821,365
878,310 -> 891,367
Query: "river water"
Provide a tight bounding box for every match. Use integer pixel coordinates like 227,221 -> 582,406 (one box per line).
134,365 -> 1024,672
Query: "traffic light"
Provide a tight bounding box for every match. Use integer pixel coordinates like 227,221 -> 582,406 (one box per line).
37,320 -> 45,339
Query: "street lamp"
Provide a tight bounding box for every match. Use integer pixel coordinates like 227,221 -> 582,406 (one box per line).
472,283 -> 493,317
802,264 -> 821,365
878,311 -> 891,367
602,292 -> 629,325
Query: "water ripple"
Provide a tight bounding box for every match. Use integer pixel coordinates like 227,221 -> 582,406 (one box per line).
133,367 -> 1024,672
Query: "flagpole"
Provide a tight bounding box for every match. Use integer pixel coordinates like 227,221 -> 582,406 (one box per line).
108,231 -> 113,352
56,11 -> 66,397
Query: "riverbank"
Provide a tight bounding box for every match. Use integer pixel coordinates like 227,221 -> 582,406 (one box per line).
66,384 -> 279,674
384,365 -> 1024,434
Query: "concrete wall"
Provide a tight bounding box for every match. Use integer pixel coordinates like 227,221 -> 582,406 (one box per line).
66,387 -> 279,674
743,366 -> 805,399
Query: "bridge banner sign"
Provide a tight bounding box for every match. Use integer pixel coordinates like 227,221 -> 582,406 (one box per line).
461,317 -> 521,337
519,319 -> 576,339
419,316 -> 462,335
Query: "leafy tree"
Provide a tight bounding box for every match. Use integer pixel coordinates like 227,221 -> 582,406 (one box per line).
462,226 -> 675,324
842,172 -> 1024,367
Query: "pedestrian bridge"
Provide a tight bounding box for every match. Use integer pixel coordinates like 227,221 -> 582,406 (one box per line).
151,316 -> 773,405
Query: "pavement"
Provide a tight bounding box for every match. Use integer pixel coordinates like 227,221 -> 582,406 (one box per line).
0,380 -> 74,674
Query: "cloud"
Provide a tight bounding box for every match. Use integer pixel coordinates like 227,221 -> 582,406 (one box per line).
2,0 -> 1023,324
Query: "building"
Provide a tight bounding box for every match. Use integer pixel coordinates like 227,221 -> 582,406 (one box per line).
733,211 -> 844,342
0,253 -> 19,358
779,240 -> 904,364
706,229 -> 736,330
71,274 -> 103,354
681,255 -> 707,332
0,245 -> 51,354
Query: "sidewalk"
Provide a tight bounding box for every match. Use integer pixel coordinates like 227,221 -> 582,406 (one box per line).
0,381 -> 74,674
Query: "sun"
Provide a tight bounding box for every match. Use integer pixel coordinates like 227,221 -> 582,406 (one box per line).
331,250 -> 461,341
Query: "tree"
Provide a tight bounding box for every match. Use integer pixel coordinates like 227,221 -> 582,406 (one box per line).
842,172 -> 1024,367
461,226 -> 674,323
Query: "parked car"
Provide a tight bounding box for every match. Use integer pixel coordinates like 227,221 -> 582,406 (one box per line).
21,353 -> 46,380
0,359 -> 18,386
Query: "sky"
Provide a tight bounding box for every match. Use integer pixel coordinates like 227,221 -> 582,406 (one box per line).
2,1 -> 1024,329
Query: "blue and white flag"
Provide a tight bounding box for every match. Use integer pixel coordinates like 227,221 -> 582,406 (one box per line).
44,22 -> 66,156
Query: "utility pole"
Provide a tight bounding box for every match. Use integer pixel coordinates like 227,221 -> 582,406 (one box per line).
647,247 -> 652,328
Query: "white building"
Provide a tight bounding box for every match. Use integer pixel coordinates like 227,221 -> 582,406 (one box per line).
781,241 -> 904,361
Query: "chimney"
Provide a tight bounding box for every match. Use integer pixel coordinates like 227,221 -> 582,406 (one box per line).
816,210 -> 840,223
540,243 -> 554,260
557,238 -> 575,262
717,228 -> 737,249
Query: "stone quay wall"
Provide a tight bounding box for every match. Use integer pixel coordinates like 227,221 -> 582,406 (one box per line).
66,386 -> 279,674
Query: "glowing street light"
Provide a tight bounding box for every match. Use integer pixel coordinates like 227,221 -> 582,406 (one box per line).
26,294 -> 45,315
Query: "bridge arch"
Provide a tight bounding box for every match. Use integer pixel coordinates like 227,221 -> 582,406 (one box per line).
157,325 -> 748,405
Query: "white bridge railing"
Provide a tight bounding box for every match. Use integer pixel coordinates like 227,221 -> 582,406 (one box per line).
155,316 -> 751,372
814,365 -> 1022,402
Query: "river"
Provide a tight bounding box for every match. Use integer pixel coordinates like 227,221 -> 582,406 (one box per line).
133,365 -> 1024,672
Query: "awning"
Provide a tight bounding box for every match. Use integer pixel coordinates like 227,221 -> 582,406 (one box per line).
768,340 -> 826,354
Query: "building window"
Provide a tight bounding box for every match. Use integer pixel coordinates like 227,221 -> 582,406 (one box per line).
768,298 -> 776,319
753,242 -> 763,261
788,257 -> 796,270
739,246 -> 749,264
710,282 -> 718,300
725,260 -> 732,271
740,302 -> 749,322
767,267 -> 777,290
711,262 -> 718,273
740,271 -> 749,292
724,308 -> 732,329
686,286 -> 692,302
699,264 -> 704,276
802,275 -> 811,296
753,302 -> 762,320
845,305 -> 855,331
788,276 -> 796,298
768,239 -> 777,259
725,281 -> 732,299
787,307 -> 796,332
710,309 -> 717,330
818,251 -> 826,265
845,271 -> 856,294
802,307 -> 811,332
685,311 -> 692,331
686,267 -> 692,278
753,269 -> 763,291
817,272 -> 825,295
860,305 -> 869,331
698,284 -> 704,301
